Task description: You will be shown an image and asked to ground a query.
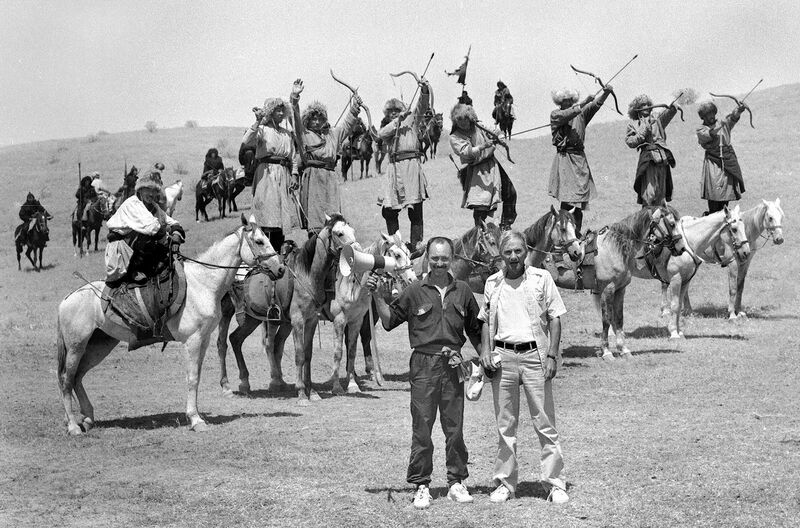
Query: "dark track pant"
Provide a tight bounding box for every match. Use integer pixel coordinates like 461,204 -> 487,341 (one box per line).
406,352 -> 468,487
382,203 -> 423,247
708,200 -> 728,214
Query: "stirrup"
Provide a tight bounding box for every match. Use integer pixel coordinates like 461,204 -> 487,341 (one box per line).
266,303 -> 282,323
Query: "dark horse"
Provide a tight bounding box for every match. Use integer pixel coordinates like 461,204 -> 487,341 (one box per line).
420,112 -> 443,161
341,119 -> 374,180
522,206 -> 583,267
113,165 -> 139,213
212,168 -> 236,219
226,169 -> 246,214
494,97 -> 515,141
16,211 -> 49,271
72,194 -> 111,253
195,172 -> 216,222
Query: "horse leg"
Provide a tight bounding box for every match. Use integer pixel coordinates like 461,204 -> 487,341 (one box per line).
667,274 -> 686,339
217,293 -> 235,396
660,282 -> 671,317
266,321 -> 291,392
612,287 -> 632,357
93,228 -> 100,252
58,336 -> 89,435
732,257 -> 751,319
73,330 -> 119,431
343,317 -> 363,393
597,288 -> 615,360
228,314 -> 260,395
16,243 -> 22,270
292,314 -> 319,405
330,310 -> 347,394
26,246 -> 36,270
183,331 -> 211,431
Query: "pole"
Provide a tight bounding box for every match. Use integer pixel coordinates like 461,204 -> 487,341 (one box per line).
77,160 -> 84,257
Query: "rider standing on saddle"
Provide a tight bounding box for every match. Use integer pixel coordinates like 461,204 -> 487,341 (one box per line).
547,86 -> 613,234
242,91 -> 301,251
626,94 -> 679,207
696,100 -> 747,214
16,192 -> 52,243
290,78 -> 364,235
378,77 -> 432,253
449,104 -> 517,230
105,171 -> 184,284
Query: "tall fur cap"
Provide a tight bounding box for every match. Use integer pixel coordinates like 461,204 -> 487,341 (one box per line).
628,94 -> 653,119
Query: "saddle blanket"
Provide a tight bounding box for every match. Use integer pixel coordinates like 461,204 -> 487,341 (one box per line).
102,260 -> 187,350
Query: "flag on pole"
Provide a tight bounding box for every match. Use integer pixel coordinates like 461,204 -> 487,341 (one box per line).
446,45 -> 471,85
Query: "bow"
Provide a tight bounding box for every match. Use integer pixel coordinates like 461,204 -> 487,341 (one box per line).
389,70 -> 436,113
710,78 -> 762,129
475,122 -> 514,164
636,91 -> 685,121
570,64 -> 622,115
330,69 -> 378,139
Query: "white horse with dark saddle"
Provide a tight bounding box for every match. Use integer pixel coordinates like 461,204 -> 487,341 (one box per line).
56,215 -> 284,435
164,180 -> 184,217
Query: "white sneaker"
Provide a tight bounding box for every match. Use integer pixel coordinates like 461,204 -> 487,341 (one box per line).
413,485 -> 432,509
466,376 -> 484,401
548,487 -> 569,504
489,484 -> 513,503
447,482 -> 474,503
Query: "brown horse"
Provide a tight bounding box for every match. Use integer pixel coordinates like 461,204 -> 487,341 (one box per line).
420,112 -> 443,161
113,165 -> 139,213
16,211 -> 50,271
195,172 -> 216,222
494,98 -> 515,141
523,206 -> 583,267
81,194 -> 111,253
341,119 -> 374,180
215,214 -> 357,404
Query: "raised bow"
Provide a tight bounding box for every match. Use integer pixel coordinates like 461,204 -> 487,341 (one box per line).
570,64 -> 622,115
708,92 -> 755,128
330,69 -> 378,139
475,122 -> 514,164
389,70 -> 436,118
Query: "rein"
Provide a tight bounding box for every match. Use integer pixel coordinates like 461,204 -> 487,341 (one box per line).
176,226 -> 277,271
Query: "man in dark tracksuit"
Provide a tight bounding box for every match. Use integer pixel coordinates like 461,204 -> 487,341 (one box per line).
370,236 -> 482,510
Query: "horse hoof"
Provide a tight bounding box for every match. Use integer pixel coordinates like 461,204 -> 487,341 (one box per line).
309,390 -> 322,402
331,382 -> 345,395
660,309 -> 671,317
190,421 -> 210,432
619,351 -> 633,360
346,381 -> 361,394
238,381 -> 251,395
267,380 -> 287,393
222,387 -> 235,398
601,350 -> 615,361
297,396 -> 311,407
67,423 -> 83,436
82,417 -> 95,431
737,312 -> 748,320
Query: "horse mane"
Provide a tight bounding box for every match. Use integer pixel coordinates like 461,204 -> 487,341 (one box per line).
453,222 -> 499,255
292,213 -> 347,274
524,211 -> 555,246
606,208 -> 658,254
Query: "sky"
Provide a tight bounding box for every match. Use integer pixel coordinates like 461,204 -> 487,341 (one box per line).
2,0 -> 799,146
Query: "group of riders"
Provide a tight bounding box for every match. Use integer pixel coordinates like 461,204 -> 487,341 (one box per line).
17,73 -> 750,300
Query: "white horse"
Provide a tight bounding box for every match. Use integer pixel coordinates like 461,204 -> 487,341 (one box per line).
329,232 -> 418,394
680,199 -> 784,320
56,215 -> 284,435
164,180 -> 184,217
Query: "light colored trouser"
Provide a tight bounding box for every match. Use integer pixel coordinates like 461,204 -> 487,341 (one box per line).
491,346 -> 565,492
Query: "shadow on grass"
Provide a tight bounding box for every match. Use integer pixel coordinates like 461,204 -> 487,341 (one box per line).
685,334 -> 747,341
562,346 -> 597,359
382,372 -> 410,383
628,325 -> 671,339
365,481 -> 571,501
688,304 -> 799,321
98,411 -> 299,430
564,345 -> 682,360
22,262 -> 57,273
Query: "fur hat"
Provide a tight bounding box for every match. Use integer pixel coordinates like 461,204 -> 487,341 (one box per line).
26,192 -> 35,202
697,101 -> 718,117
91,171 -> 100,178
153,162 -> 165,172
628,94 -> 653,119
450,103 -> 478,125
135,170 -> 163,191
301,101 -> 328,128
497,80 -> 506,89
552,88 -> 579,106
383,98 -> 406,116
262,98 -> 287,120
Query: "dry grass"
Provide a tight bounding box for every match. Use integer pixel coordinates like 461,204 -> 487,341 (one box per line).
0,84 -> 799,527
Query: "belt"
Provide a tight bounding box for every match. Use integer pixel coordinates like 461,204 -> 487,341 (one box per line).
556,148 -> 584,155
303,159 -> 336,171
389,151 -> 422,163
494,339 -> 537,351
256,156 -> 292,168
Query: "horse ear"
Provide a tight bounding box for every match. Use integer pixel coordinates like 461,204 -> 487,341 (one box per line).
776,197 -> 781,207
762,199 -> 769,207
241,213 -> 248,226
325,213 -> 332,222
550,204 -> 557,215
479,218 -> 487,230
381,232 -> 393,243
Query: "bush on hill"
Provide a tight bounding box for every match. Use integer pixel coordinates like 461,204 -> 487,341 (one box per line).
185,120 -> 199,128
145,121 -> 158,133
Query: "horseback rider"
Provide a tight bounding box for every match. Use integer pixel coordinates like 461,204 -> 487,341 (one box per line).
626,94 -> 679,207
203,149 -> 224,176
242,90 -> 301,251
547,85 -> 613,235
16,192 -> 52,243
76,175 -> 98,223
291,78 -> 364,235
492,81 -> 512,123
696,100 -> 748,215
105,171 -> 185,285
449,104 -> 517,230
458,90 -> 473,106
377,77 -> 432,254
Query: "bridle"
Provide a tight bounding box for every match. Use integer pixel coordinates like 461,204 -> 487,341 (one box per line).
678,208 -> 749,265
176,225 -> 280,278
645,210 -> 684,258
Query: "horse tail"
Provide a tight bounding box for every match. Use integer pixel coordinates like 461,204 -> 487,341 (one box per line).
56,315 -> 67,390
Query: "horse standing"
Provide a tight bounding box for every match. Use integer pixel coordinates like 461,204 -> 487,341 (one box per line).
195,173 -> 216,222
82,194 -> 111,252
215,214 -> 357,404
16,211 -> 49,271
226,168 -> 246,214
494,98 -> 515,141
164,180 -> 184,217
420,112 -> 443,161
55,215 -> 285,435
523,206 -> 584,267
212,169 -> 235,219
341,121 -> 374,180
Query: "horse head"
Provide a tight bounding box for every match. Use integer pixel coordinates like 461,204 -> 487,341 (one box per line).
552,205 -> 583,261
34,210 -> 49,237
324,213 -> 357,252
762,198 -> 784,245
240,214 -> 284,280
649,206 -> 685,257
380,231 -> 418,288
475,220 -> 502,270
721,204 -> 750,262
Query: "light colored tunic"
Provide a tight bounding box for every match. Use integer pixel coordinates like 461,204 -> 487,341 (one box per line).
547,99 -> 603,207
107,195 -> 178,235
449,126 -> 502,211
377,91 -> 430,209
697,109 -> 743,201
292,98 -> 360,231
626,107 -> 677,206
241,122 -> 300,229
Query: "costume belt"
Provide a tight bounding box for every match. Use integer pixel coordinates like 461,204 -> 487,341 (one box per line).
303,159 -> 337,171
556,147 -> 584,155
389,150 -> 423,163
256,156 -> 293,168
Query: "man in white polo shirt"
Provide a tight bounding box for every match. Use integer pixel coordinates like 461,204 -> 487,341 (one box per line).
479,230 -> 569,504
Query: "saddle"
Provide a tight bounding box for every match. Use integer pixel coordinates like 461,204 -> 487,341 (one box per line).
101,259 -> 187,350
545,231 -> 598,292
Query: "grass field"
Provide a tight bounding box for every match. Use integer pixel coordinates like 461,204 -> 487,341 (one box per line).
1,84 -> 799,527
